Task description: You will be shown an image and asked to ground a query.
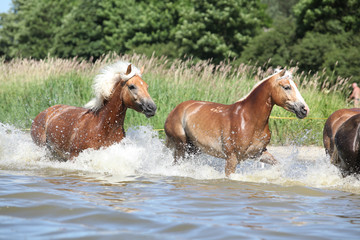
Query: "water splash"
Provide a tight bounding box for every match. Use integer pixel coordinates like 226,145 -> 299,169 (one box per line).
0,124 -> 360,193
0,123 -> 47,169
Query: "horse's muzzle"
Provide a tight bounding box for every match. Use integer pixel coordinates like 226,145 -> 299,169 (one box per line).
294,103 -> 309,119
141,99 -> 157,118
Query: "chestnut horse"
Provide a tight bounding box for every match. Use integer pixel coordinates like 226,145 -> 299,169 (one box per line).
164,69 -> 309,176
31,61 -> 157,160
323,108 -> 360,175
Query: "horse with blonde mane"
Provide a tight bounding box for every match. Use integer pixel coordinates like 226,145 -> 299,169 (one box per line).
31,61 -> 157,160
164,69 -> 309,176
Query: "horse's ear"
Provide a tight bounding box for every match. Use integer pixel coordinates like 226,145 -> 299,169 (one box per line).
126,64 -> 132,75
140,66 -> 144,75
279,69 -> 286,77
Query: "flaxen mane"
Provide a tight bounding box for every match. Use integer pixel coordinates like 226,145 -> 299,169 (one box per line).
85,61 -> 142,111
237,68 -> 293,102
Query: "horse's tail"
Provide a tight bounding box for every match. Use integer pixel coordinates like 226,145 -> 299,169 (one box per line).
331,146 -> 339,166
323,119 -> 333,156
356,124 -> 360,164
31,110 -> 48,147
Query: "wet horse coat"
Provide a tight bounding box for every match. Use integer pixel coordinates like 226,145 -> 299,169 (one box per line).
164,69 -> 309,176
323,108 -> 360,175
323,108 -> 360,156
31,61 -> 156,159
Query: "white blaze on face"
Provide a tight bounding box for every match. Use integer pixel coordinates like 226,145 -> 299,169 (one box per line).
289,79 -> 310,115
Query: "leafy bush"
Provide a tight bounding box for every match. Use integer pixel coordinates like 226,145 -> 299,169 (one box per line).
128,42 -> 180,59
292,32 -> 360,83
240,17 -> 296,68
52,0 -> 104,59
322,33 -> 360,83
291,32 -> 333,74
293,0 -> 360,37
175,0 -> 270,62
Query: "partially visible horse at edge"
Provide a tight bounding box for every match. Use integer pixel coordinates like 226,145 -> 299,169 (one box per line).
31,61 -> 157,160
164,69 -> 309,176
323,108 -> 360,176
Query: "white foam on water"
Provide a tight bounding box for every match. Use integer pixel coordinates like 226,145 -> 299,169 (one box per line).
72,126 -> 223,180
0,124 -> 223,180
1,123 -> 360,193
231,146 -> 360,193
0,123 -> 47,169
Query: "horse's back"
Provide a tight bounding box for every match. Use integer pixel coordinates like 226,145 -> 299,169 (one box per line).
334,114 -> 360,175
323,108 -> 360,155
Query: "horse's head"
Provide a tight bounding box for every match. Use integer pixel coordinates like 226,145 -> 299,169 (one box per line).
270,69 -> 309,119
121,64 -> 157,118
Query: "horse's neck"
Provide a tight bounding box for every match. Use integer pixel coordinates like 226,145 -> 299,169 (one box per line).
97,84 -> 127,132
236,79 -> 274,124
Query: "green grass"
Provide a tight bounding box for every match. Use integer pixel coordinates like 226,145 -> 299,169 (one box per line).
0,54 -> 352,145
0,73 -> 92,127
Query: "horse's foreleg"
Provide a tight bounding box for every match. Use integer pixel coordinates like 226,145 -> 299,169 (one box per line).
259,150 -> 278,165
225,153 -> 237,177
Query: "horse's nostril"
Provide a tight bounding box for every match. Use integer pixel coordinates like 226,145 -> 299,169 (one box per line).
299,105 -> 309,118
146,103 -> 155,111
142,101 -> 157,115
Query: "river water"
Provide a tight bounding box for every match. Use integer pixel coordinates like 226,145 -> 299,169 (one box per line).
1,124 -> 360,239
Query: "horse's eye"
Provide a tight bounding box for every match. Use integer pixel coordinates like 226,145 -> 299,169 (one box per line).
128,84 -> 136,90
283,85 -> 291,90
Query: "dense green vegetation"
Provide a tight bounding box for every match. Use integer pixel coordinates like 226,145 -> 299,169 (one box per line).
241,0 -> 360,83
0,55 -> 351,145
0,0 -> 359,83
